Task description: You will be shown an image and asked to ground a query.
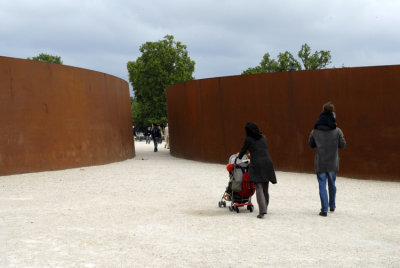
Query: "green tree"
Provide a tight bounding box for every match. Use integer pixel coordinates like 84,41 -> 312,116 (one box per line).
28,53 -> 63,64
242,53 -> 278,74
242,44 -> 331,75
131,100 -> 147,127
276,51 -> 301,72
242,51 -> 301,74
127,35 -> 195,127
298,43 -> 331,70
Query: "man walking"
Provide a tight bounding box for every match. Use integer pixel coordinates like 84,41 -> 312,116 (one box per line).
151,124 -> 161,152
308,102 -> 346,217
145,126 -> 151,144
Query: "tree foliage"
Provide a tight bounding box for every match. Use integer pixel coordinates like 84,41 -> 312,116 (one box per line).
127,35 -> 195,127
242,43 -> 331,75
28,53 -> 63,64
297,44 -> 331,70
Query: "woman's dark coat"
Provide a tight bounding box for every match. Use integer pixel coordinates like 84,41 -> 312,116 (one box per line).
238,135 -> 277,184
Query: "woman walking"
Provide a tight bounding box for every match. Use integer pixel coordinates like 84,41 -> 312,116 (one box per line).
238,122 -> 277,219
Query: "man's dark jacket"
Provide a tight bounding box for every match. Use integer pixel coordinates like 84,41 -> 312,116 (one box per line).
308,112 -> 346,173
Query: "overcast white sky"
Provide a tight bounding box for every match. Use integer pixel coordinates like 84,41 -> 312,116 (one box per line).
1,0 -> 400,94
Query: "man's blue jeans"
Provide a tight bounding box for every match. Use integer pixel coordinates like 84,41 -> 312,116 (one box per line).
153,137 -> 159,151
317,172 -> 336,212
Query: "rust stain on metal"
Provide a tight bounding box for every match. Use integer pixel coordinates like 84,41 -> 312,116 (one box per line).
0,56 -> 135,175
167,66 -> 400,181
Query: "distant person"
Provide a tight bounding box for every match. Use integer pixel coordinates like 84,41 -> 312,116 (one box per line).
238,122 -> 277,219
164,123 -> 170,149
158,125 -> 163,144
151,124 -> 161,152
145,126 -> 151,144
132,125 -> 136,139
308,102 -> 346,217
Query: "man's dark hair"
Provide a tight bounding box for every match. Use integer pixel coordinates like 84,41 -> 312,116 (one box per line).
323,102 -> 334,113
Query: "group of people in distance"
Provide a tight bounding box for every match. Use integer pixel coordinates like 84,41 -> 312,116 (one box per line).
144,123 -> 169,152
237,102 -> 346,218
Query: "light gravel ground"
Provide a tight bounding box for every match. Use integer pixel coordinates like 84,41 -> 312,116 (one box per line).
1,141 -> 399,267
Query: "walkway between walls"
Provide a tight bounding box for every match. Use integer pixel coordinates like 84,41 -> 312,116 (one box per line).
0,141 -> 399,267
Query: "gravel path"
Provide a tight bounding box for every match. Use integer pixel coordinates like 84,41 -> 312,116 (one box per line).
1,141 -> 399,267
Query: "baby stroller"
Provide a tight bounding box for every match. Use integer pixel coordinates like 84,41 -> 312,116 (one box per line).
218,154 -> 255,213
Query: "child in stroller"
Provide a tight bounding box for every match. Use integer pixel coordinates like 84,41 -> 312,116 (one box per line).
218,154 -> 256,213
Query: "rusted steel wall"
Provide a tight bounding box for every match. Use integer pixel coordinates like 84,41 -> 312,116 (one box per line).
167,65 -> 400,181
0,56 -> 135,175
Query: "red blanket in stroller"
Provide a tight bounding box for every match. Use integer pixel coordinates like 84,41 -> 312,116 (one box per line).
226,163 -> 255,198
239,172 -> 255,198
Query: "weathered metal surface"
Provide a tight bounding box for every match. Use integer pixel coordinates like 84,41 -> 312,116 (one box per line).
0,56 -> 135,175
167,65 -> 400,181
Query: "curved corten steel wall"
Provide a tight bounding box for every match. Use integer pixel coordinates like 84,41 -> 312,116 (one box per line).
167,65 -> 400,181
0,56 -> 134,175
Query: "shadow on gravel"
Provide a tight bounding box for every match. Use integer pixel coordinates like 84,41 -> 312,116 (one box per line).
185,209 -> 253,217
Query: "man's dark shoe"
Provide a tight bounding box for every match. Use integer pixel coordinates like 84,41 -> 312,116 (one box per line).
330,207 -> 335,212
319,212 -> 327,217
257,214 -> 264,219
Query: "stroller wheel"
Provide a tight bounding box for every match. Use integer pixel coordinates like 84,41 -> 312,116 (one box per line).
229,205 -> 233,212
218,201 -> 222,208
247,205 -> 254,212
223,193 -> 232,201
235,206 -> 239,213
223,201 -> 226,207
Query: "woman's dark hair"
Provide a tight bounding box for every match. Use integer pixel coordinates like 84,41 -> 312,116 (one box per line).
245,122 -> 262,140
